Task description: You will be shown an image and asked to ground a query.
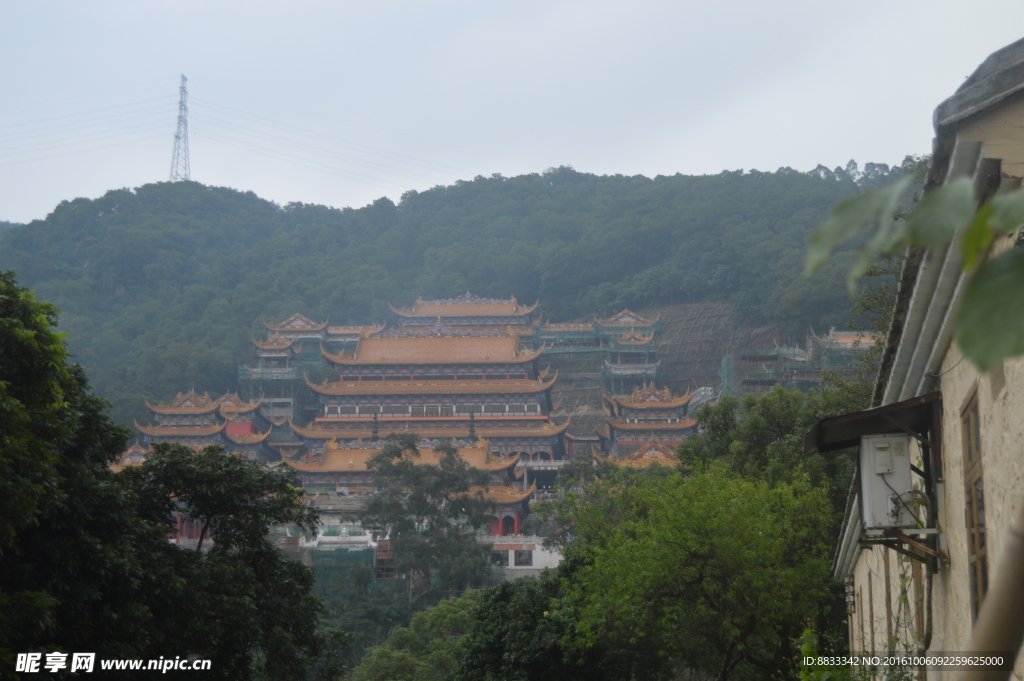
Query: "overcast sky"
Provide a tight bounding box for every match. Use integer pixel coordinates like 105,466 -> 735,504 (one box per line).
2,1 -> 1023,224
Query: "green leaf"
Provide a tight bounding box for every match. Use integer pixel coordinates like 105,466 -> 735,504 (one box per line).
846,178 -> 911,293
906,176 -> 976,246
961,204 -> 996,271
805,188 -> 889,278
956,248 -> 1024,371
988,190 -> 1024,232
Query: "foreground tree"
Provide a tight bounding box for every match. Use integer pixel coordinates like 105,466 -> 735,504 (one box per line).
123,443 -> 325,679
1,270 -> 168,669
362,434 -> 495,612
680,385 -> 868,526
453,560 -> 667,681
558,464 -> 838,681
351,590 -> 481,681
0,271 -> 329,680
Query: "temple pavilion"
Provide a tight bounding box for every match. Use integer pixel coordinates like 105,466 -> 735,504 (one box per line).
535,309 -> 661,394
110,442 -> 149,473
599,385 -> 698,455
134,389 -> 278,461
240,314 -> 383,421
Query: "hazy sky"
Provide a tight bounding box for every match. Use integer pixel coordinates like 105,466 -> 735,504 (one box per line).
2,2 -> 1023,224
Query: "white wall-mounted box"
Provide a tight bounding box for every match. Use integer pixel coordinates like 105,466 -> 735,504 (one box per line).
859,434 -> 916,529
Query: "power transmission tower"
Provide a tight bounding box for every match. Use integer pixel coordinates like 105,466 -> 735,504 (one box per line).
169,74 -> 190,181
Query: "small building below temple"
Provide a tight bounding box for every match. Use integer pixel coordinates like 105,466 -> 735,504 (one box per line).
279,438 -> 535,536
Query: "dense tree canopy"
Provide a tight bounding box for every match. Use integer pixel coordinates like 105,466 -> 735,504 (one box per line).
557,465 -> 837,681
363,435 -> 495,612
0,163 -> 906,425
0,271 -> 329,679
351,590 -> 482,681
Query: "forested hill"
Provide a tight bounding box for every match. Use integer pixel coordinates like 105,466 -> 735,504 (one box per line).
0,163 -> 905,425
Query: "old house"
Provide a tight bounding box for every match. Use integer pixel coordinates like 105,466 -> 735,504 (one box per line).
816,37 -> 1024,672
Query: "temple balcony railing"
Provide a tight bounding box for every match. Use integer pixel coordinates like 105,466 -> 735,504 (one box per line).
524,459 -> 569,470
539,346 -> 609,355
601,361 -> 661,377
238,365 -> 302,381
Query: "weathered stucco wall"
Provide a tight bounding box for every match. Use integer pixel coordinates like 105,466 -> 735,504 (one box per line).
848,93 -> 1024,678
956,89 -> 1024,177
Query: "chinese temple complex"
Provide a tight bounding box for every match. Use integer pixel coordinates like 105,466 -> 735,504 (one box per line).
137,294 -> 705,469
129,293 -> 706,554
122,291 -> 721,583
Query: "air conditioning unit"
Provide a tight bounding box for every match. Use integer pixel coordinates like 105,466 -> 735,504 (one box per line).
859,434 -> 916,529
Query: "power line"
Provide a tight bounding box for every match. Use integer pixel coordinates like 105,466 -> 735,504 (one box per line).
191,129 -> 413,189
190,112 -> 446,185
0,133 -> 169,169
0,96 -> 175,134
190,97 -> 473,177
2,118 -> 172,159
169,75 -> 190,181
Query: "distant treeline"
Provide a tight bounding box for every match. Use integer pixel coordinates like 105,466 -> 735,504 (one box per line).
0,162 -> 908,425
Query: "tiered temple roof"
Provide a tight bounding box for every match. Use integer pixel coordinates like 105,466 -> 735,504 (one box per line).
280,439 -> 519,474
135,421 -> 228,438
595,441 -> 678,469
321,328 -> 542,366
145,389 -> 221,415
136,391 -> 276,460
597,309 -> 660,327
598,384 -> 696,451
264,313 -> 328,333
389,292 -> 537,320
111,442 -> 150,473
253,335 -> 297,351
605,386 -> 692,413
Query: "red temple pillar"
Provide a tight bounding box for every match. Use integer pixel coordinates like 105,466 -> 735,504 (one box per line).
514,514 -> 521,536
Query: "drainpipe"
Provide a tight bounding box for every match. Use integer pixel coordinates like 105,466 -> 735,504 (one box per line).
963,501 -> 1024,681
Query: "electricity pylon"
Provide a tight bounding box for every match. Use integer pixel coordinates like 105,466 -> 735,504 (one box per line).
169,74 -> 190,182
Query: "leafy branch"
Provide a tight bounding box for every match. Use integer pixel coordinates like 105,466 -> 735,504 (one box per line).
806,178 -> 1024,371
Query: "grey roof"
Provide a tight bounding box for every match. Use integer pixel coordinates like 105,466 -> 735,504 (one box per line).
934,37 -> 1024,131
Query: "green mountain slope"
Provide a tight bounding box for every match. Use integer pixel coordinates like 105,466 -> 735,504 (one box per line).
0,164 -> 902,425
